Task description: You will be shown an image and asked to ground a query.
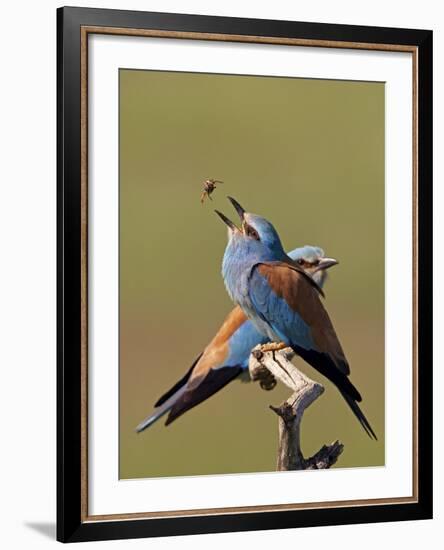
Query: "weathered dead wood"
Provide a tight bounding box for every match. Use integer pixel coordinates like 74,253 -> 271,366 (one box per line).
249,345 -> 344,471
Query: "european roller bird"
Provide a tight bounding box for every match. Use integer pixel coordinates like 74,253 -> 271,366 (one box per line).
135,245 -> 337,433
215,196 -> 377,440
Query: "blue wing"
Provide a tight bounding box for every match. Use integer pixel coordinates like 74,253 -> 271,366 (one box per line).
248,264 -> 317,353
226,318 -> 269,370
247,262 -> 377,439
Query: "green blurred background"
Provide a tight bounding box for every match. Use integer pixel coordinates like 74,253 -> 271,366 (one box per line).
119,69 -> 385,479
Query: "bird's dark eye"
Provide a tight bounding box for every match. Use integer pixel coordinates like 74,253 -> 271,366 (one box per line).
245,225 -> 260,240
297,259 -> 305,266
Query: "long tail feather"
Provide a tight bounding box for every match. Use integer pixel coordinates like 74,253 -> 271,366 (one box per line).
340,391 -> 378,440
135,386 -> 187,433
290,344 -> 376,439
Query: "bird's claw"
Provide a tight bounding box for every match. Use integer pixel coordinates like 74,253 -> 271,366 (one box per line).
260,376 -> 277,391
251,363 -> 277,391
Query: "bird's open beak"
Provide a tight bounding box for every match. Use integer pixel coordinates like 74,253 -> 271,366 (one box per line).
227,196 -> 246,221
214,210 -> 240,233
314,257 -> 339,272
215,197 -> 247,233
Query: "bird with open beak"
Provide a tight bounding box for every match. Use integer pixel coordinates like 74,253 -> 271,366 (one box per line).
215,197 -> 376,439
135,244 -> 338,432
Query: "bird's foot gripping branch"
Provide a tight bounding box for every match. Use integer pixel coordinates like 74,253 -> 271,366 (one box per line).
250,362 -> 277,391
249,345 -> 344,471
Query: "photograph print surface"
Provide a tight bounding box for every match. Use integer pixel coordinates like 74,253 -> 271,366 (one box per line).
119,69 -> 385,479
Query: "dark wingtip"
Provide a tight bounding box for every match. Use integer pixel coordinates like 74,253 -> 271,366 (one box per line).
154,353 -> 202,407
164,404 -> 185,426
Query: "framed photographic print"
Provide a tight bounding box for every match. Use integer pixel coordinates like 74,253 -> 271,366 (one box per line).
57,6 -> 433,543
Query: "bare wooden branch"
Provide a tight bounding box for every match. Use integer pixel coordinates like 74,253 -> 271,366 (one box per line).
249,345 -> 344,470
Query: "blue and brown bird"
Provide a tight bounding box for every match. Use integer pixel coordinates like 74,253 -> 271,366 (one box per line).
135,245 -> 337,432
216,196 -> 377,439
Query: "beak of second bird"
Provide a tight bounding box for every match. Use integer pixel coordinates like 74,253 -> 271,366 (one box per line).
314,257 -> 339,272
215,198 -> 340,272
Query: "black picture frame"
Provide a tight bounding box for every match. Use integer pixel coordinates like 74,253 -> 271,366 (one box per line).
57,6 -> 433,543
